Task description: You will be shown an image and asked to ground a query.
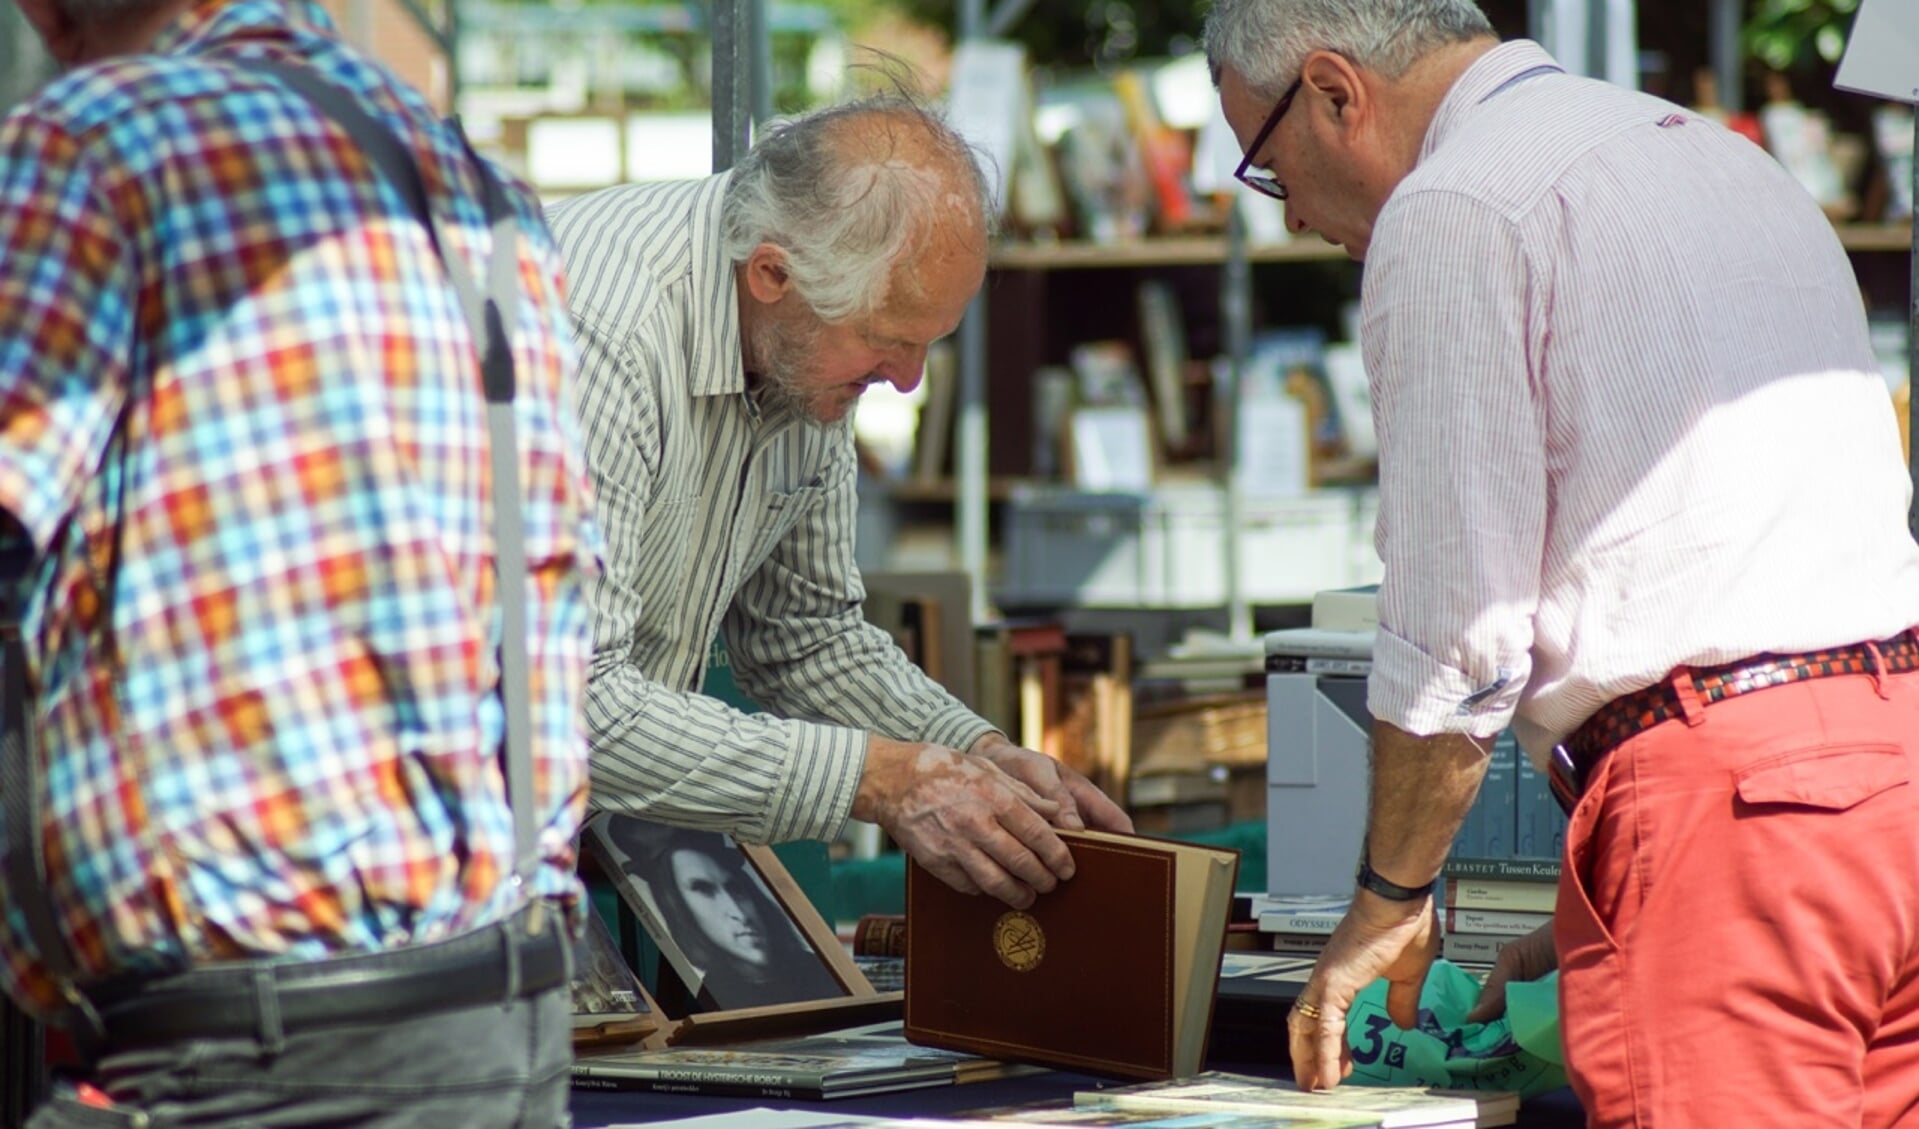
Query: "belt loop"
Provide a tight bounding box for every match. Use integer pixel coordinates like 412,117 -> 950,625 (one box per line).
1670,668 -> 1708,727
1865,640 -> 1892,700
500,919 -> 522,1006
252,967 -> 286,1057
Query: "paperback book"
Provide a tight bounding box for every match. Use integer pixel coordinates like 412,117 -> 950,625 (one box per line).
1074,1072 -> 1519,1128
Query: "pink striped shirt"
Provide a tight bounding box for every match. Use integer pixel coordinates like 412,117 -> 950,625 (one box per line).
1363,40 -> 1919,764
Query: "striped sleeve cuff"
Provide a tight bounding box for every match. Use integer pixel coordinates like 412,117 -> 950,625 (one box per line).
764,720 -> 869,844
921,704 -> 998,755
1366,623 -> 1523,740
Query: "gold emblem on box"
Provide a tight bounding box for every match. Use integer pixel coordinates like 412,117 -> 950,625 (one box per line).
992,910 -> 1045,972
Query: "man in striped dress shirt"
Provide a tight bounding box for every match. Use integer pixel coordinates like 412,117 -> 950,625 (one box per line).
547,97 -> 1131,913
1208,0 -> 1919,1124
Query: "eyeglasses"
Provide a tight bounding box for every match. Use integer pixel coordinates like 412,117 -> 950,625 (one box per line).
1233,77 -> 1304,201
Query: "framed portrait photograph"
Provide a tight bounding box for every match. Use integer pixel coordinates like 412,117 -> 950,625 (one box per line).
583,813 -> 871,1016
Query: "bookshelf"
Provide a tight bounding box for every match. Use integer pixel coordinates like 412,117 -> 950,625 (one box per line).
990,235 -> 1348,270
936,217 -> 1916,616
989,223 -> 1915,270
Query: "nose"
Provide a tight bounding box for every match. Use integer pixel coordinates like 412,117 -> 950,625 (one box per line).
1286,201 -> 1310,235
884,348 -> 927,395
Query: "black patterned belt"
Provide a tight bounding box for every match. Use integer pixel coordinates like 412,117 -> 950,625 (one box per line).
81,902 -> 570,1054
1548,632 -> 1919,814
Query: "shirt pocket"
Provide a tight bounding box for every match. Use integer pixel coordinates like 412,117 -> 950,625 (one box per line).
740,483 -> 829,580
1734,744 -> 1909,811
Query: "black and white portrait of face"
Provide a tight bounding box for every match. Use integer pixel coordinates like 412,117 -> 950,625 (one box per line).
668,845 -> 772,969
590,815 -> 843,1011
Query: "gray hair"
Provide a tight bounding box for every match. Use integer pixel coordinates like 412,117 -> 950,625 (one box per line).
1203,0 -> 1495,98
720,93 -> 993,323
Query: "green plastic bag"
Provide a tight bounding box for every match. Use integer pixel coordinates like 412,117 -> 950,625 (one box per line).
1342,959 -> 1567,1098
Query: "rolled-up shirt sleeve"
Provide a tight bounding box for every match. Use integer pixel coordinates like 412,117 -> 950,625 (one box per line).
1362,188 -> 1547,740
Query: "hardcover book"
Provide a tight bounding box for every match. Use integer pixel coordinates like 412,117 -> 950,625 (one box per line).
903,828 -> 1239,1080
1075,1072 -> 1519,1128
570,1020 -> 1006,1100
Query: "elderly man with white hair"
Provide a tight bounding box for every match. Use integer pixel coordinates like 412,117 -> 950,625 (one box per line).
546,95 -> 1131,912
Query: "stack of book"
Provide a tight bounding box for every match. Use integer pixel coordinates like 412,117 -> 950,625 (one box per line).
1442,734 -> 1564,973
1250,894 -> 1349,957
1438,858 -> 1560,972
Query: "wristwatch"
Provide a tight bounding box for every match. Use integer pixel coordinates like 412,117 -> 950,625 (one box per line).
1355,856 -> 1436,902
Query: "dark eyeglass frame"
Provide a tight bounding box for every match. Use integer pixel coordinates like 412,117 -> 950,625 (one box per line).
1233,77 -> 1305,201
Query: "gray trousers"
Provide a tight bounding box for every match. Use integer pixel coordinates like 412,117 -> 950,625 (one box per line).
26,986 -> 572,1129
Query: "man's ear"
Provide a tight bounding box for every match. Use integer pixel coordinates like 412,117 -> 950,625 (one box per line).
14,0 -> 84,63
742,242 -> 794,305
1300,49 -> 1370,132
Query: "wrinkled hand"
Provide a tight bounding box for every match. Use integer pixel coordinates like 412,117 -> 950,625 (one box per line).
967,733 -> 1134,834
1464,920 -> 1557,1024
852,735 -> 1074,908
1290,893 -> 1441,1092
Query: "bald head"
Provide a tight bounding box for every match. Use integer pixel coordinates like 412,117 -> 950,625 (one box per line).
721,95 -> 993,323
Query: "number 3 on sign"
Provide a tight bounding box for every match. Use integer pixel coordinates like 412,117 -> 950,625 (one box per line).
1350,998 -> 1412,1075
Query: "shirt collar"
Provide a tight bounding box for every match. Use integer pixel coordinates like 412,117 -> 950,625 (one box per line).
1419,39 -> 1563,164
688,171 -> 748,400
150,0 -> 335,57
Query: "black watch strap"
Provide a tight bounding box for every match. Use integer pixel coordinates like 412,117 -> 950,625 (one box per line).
1355,857 -> 1436,902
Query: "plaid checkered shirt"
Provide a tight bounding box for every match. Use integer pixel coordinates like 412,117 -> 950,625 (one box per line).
0,0 -> 601,1018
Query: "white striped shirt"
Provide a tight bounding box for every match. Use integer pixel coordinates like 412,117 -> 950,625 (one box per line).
1362,41 -> 1919,763
545,176 -> 994,843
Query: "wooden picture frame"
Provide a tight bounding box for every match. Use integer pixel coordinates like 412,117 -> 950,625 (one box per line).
581,813 -> 900,1048
570,902 -> 665,1051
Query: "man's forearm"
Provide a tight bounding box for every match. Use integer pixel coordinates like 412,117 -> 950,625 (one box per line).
1364,721 -> 1491,891
585,660 -> 869,843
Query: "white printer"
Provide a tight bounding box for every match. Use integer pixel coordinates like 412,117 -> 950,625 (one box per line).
1262,595 -> 1376,898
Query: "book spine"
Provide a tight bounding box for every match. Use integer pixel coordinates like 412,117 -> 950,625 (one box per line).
1303,657 -> 1372,676
1256,910 -> 1346,934
1443,856 -> 1564,882
1514,745 -> 1569,861
1441,932 -> 1517,964
1441,877 -> 1559,913
1263,932 -> 1332,955
568,1070 -> 832,1101
1445,907 -> 1552,935
854,913 -> 908,958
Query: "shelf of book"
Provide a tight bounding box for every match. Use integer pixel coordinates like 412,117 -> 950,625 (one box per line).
990,235 -> 1346,270
1834,223 -> 1916,253
885,476 -> 1031,504
989,224 -> 1913,271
